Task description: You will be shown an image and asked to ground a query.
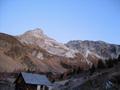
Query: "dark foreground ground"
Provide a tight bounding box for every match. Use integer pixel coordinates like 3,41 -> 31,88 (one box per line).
0,63 -> 120,90
53,62 -> 120,90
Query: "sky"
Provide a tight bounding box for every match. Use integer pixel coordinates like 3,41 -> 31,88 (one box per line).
0,0 -> 120,44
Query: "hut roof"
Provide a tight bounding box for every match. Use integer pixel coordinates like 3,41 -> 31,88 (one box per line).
20,72 -> 51,86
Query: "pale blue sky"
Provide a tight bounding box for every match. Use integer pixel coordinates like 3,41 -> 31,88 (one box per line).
0,0 -> 120,44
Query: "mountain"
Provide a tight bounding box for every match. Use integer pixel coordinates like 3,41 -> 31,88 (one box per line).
0,28 -> 120,80
17,28 -> 76,58
0,32 -> 68,74
66,40 -> 120,59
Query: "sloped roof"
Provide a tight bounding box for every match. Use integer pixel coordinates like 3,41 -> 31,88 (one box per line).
21,72 -> 51,85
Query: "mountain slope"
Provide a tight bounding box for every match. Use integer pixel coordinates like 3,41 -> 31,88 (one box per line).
0,32 -> 68,74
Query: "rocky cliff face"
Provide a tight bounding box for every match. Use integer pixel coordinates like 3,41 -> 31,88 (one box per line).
17,28 -> 77,58
0,29 -> 120,79
66,40 -> 120,60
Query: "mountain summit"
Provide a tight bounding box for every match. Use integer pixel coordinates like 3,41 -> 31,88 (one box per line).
23,28 -> 44,38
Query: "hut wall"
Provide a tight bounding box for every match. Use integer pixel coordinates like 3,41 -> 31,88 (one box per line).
0,82 -> 15,90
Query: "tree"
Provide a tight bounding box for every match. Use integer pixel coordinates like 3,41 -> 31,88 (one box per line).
89,64 -> 95,75
106,59 -> 113,68
97,60 -> 106,69
76,67 -> 81,74
118,55 -> 120,61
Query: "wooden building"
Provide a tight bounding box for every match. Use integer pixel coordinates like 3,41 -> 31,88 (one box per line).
14,72 -> 53,90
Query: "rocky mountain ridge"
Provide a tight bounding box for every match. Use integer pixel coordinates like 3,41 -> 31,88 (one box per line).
66,40 -> 120,59
0,28 -> 120,79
